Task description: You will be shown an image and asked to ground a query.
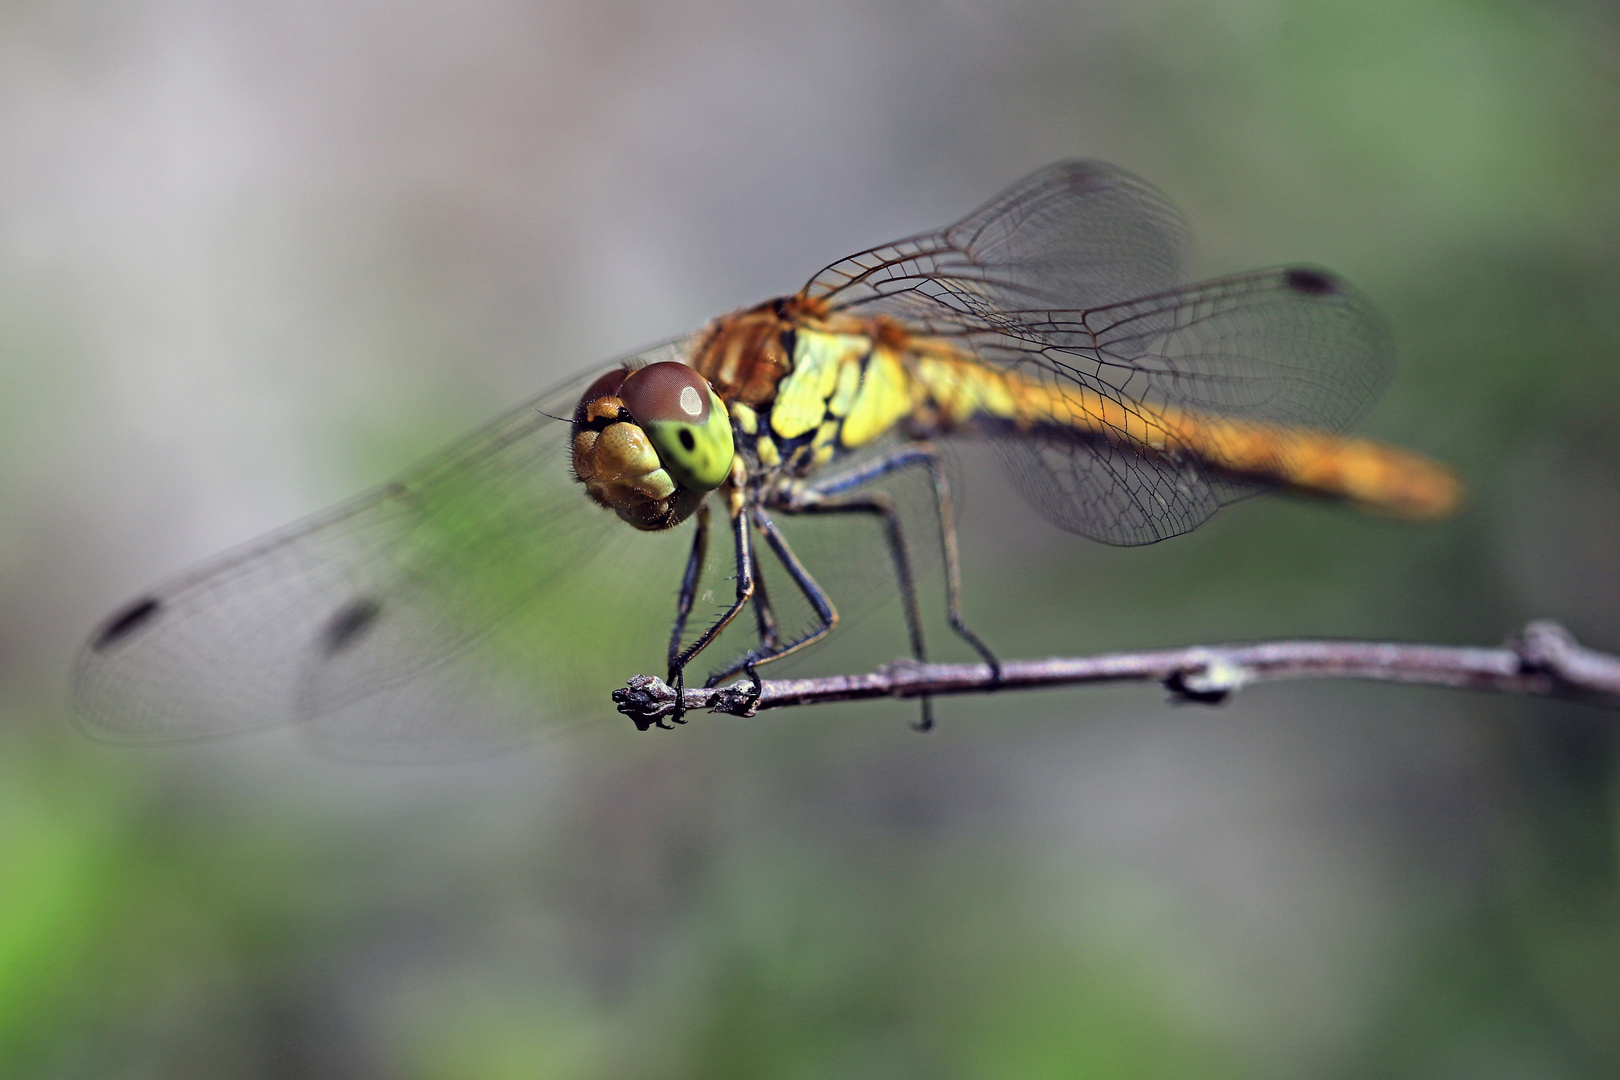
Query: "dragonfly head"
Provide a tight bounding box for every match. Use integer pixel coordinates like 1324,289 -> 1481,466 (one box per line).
571,361 -> 735,531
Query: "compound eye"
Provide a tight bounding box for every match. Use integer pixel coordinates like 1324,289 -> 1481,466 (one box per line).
572,367 -> 631,427
618,362 -> 734,492
618,362 -> 712,426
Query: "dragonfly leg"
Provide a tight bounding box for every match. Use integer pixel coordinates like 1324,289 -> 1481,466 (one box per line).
704,505 -> 840,689
913,445 -> 1001,684
766,484 -> 935,730
668,502 -> 711,679
803,442 -> 1002,681
665,495 -> 756,725
749,544 -> 780,655
740,654 -> 763,713
696,546 -> 776,709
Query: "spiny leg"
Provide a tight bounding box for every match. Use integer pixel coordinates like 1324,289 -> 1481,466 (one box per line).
666,503 -> 777,716
913,445 -> 999,679
769,485 -> 937,731
711,543 -> 780,708
682,444 -> 1000,728
748,544 -> 780,656
667,502 -> 711,682
702,505 -> 840,689
802,442 -> 1001,693
697,544 -> 778,707
664,495 -> 756,726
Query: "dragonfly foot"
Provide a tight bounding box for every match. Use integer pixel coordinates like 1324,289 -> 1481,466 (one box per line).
667,667 -> 689,725
910,697 -> 935,733
703,656 -> 764,714
978,646 -> 1003,686
740,658 -> 762,712
952,620 -> 1002,685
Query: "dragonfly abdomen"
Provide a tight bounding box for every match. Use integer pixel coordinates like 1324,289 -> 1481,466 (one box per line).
903,348 -> 1460,519
1165,416 -> 1462,518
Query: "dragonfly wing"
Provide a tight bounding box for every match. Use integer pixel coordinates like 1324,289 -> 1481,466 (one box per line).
72,339 -> 695,756
805,160 -> 1187,320
980,268 -> 1394,544
990,425 -> 1230,546
1011,267 -> 1393,428
806,162 -> 1393,545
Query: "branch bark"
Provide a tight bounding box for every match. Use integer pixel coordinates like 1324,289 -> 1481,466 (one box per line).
612,620 -> 1620,728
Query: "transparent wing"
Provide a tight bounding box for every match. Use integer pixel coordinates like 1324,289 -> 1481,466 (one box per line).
806,161 -> 1391,546
999,267 -> 1391,427
72,338 -> 697,759
980,268 -> 1392,544
805,160 -> 1187,322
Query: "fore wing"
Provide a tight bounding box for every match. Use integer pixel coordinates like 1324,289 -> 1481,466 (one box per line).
805,160 -> 1188,324
803,162 -> 1394,544
73,339 -> 695,758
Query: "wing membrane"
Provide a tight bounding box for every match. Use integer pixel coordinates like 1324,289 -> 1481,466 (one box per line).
977,270 -> 1391,544
1009,267 -> 1392,429
72,339 -> 694,756
806,160 -> 1187,320
807,163 -> 1392,546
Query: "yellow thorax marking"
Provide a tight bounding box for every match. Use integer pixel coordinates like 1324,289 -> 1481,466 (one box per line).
828,358 -> 861,418
729,400 -> 759,435
813,418 -> 840,464
839,346 -> 912,449
770,328 -> 868,441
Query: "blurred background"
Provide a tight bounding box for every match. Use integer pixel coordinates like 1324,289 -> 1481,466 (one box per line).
4,0 -> 1620,1075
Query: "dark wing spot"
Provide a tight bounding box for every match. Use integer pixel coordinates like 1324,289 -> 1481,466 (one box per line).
91,597 -> 162,651
322,598 -> 382,656
679,429 -> 696,451
1283,267 -> 1339,296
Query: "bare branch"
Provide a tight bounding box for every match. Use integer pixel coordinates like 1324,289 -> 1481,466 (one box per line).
612,620 -> 1620,728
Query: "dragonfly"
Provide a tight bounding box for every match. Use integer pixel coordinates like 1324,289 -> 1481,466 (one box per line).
73,161 -> 1460,758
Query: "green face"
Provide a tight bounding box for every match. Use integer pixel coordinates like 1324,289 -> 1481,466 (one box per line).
618,362 -> 734,493
639,388 -> 733,491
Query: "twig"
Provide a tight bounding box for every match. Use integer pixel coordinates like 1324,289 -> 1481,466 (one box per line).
612,620 -> 1620,728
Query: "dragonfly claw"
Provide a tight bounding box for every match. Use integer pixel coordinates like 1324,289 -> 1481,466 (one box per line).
669,666 -> 688,724
740,657 -> 762,713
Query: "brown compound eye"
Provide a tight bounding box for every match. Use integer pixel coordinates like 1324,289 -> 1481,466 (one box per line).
573,367 -> 632,427
618,362 -> 713,426
618,362 -> 734,492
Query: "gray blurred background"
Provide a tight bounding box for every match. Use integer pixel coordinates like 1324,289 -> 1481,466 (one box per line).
4,0 -> 1620,1076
